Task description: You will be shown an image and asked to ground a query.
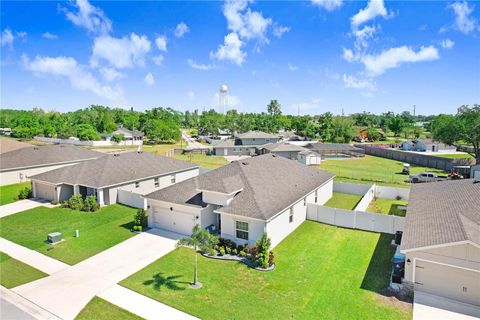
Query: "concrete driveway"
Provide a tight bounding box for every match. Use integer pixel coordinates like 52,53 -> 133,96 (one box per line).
414,291 -> 480,320
13,229 -> 181,320
0,199 -> 57,218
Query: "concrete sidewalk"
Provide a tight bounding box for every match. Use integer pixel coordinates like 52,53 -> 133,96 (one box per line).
13,230 -> 180,320
1,286 -> 61,320
414,291 -> 480,320
99,285 -> 198,320
0,238 -> 68,275
0,199 -> 58,218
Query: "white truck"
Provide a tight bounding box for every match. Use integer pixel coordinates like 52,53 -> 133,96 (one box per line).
409,172 -> 447,183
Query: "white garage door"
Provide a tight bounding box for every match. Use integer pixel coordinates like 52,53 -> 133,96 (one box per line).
152,207 -> 195,235
415,260 -> 480,306
34,182 -> 56,201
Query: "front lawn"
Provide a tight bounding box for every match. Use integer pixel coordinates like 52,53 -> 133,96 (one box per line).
324,192 -> 362,210
0,252 -> 47,288
120,222 -> 411,319
173,154 -> 227,170
76,297 -> 142,320
318,155 -> 447,188
0,182 -> 30,205
0,204 -> 137,265
366,198 -> 408,217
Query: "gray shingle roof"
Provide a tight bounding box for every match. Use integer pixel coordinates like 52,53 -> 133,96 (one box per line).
401,179 -> 480,251
0,144 -> 102,171
145,154 -> 334,220
260,142 -> 308,152
30,151 -> 198,188
0,138 -> 32,154
114,127 -> 144,137
235,131 -> 279,139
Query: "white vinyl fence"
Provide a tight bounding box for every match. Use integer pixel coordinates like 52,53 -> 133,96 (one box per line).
374,185 -> 410,200
34,136 -> 143,147
307,203 -> 405,234
333,181 -> 371,195
353,184 -> 376,211
117,189 -> 146,209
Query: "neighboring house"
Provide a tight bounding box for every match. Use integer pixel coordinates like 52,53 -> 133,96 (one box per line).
306,143 -> 365,158
0,138 -> 32,154
400,139 -> 455,152
103,127 -> 144,146
400,179 -> 480,306
29,151 -> 199,206
213,131 -> 279,156
0,145 -> 101,186
144,154 -> 334,247
258,142 -> 308,160
297,150 -> 321,166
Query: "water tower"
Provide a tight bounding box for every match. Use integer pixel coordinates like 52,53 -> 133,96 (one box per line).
219,84 -> 228,114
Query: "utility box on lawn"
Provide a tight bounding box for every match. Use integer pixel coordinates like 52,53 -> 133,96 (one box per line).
47,232 -> 63,244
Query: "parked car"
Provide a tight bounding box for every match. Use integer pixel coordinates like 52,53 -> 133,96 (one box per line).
409,172 -> 446,183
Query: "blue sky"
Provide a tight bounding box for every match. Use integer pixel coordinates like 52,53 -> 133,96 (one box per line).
1,0 -> 479,115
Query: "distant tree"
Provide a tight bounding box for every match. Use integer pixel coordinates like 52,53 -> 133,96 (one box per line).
76,124 -> 101,141
330,116 -> 355,143
365,127 -> 381,141
111,134 -> 124,143
387,115 -> 406,137
267,99 -> 282,117
431,105 -> 480,164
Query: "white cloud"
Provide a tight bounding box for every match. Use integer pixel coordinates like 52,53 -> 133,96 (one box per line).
448,1 -> 477,34
311,0 -> 343,11
99,67 -> 123,82
188,91 -> 195,100
342,48 -> 355,62
22,54 -> 124,103
353,24 -> 377,49
63,0 -> 112,34
272,24 -> 290,38
210,32 -> 246,66
361,45 -> 439,76
187,58 -> 214,70
343,74 -> 377,93
90,33 -> 151,69
351,0 -> 389,29
288,63 -> 298,71
1,29 -> 14,48
153,55 -> 164,66
440,38 -> 455,49
144,72 -> 154,86
155,36 -> 167,52
174,22 -> 189,38
223,0 -> 272,43
42,32 -> 58,40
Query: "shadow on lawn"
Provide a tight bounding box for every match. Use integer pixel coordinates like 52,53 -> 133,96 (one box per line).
143,273 -> 189,291
120,221 -> 135,231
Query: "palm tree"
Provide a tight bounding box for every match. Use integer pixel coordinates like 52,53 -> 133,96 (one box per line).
177,224 -> 218,288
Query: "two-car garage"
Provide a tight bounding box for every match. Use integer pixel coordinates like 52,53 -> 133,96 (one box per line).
151,205 -> 196,236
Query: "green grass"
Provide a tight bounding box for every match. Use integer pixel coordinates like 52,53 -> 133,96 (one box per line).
76,297 -> 143,320
366,198 -> 408,217
0,252 -> 47,288
0,182 -> 30,205
120,222 -> 411,320
324,192 -> 362,210
173,154 -> 227,170
318,155 -> 447,188
142,142 -> 185,156
433,153 -> 473,159
0,204 -> 137,265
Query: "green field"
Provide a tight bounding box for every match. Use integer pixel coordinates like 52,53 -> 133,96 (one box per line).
0,204 -> 137,265
0,182 -> 30,205
433,153 -> 473,159
0,252 -> 47,288
318,155 -> 447,188
76,297 -> 142,320
366,198 -> 408,217
324,192 -> 362,210
120,222 -> 411,320
173,154 -> 227,170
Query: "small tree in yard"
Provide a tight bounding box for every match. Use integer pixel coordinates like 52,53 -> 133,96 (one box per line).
256,233 -> 272,269
111,133 -> 124,143
177,225 -> 218,288
82,195 -> 99,212
68,194 -> 84,211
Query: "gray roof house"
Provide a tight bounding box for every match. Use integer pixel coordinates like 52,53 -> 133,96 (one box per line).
145,154 -> 335,246
400,179 -> 480,306
213,131 -> 280,156
0,144 -> 102,186
30,151 -> 199,207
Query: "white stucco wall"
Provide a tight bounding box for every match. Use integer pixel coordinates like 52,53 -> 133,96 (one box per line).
202,190 -> 237,206
1,162 -> 80,186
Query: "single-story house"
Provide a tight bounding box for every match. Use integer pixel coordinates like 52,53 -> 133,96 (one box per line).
0,144 -> 102,186
29,151 -> 199,206
103,127 -> 144,146
213,131 -> 280,156
258,142 -> 308,160
305,143 -> 365,159
400,179 -> 480,306
297,150 -> 321,166
400,139 -> 455,152
144,154 -> 334,247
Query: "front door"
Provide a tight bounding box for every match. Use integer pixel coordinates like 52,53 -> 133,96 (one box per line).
223,148 -> 228,156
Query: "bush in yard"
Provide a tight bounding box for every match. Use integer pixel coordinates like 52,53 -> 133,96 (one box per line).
237,245 -> 244,252
209,248 -> 217,256
219,247 -> 225,256
268,251 -> 275,267
68,194 -> 84,211
256,233 -> 272,269
239,250 -> 246,257
232,248 -> 238,255
226,247 -> 231,254
82,195 -> 99,212
17,186 -> 32,200
134,209 -> 148,228
51,200 -> 59,205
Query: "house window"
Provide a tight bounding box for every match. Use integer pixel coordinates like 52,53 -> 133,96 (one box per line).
154,178 -> 159,188
315,190 -> 318,203
235,221 -> 249,240
171,175 -> 176,184
135,181 -> 140,188
289,207 -> 294,223
303,197 -> 306,206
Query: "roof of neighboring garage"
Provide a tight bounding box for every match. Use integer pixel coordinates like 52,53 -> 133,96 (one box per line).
145,154 -> 334,220
401,179 -> 480,251
0,138 -> 32,154
298,149 -> 321,156
212,139 -> 236,148
235,130 -> 279,139
0,144 -> 102,171
260,142 -> 308,153
30,151 -> 198,188
306,143 -> 364,152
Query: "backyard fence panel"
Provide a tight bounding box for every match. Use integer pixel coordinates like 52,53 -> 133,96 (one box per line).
393,216 -> 405,232
353,184 -> 376,211
374,185 -> 410,200
117,189 -> 146,209
333,182 -> 372,195
333,209 -> 356,229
